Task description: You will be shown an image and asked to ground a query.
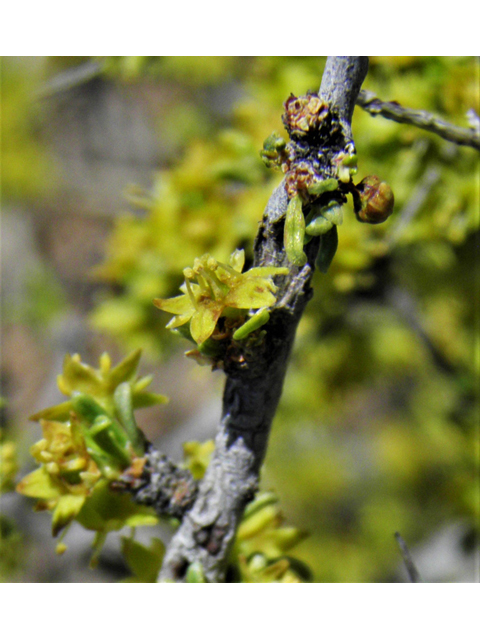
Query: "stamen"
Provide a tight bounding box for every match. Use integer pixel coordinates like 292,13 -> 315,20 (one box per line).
184,278 -> 199,310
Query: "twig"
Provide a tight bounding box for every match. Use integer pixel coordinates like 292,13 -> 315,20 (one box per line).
36,60 -> 103,99
385,167 -> 440,247
395,532 -> 423,583
357,89 -> 480,152
113,443 -> 198,520
156,57 -> 369,582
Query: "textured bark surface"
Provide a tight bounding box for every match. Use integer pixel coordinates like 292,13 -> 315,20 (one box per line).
138,57 -> 370,582
357,88 -> 480,151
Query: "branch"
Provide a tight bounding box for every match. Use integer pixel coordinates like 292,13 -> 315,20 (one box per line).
113,443 -> 198,520
37,60 -> 103,99
395,532 -> 423,583
148,57 -> 369,582
357,89 -> 480,152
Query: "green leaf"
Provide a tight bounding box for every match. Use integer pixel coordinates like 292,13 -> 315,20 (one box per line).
114,383 -> 144,454
183,440 -> 215,480
315,224 -> 338,273
29,400 -> 73,422
132,391 -> 169,409
58,354 -> 103,397
228,248 -> 245,272
107,349 -> 143,390
121,537 -> 165,582
76,480 -> 158,533
305,211 -> 333,236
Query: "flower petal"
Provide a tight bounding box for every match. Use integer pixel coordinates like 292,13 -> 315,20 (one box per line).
190,304 -> 223,344
16,467 -> 62,500
153,294 -> 193,316
52,494 -> 86,536
225,280 -> 277,309
166,313 -> 194,330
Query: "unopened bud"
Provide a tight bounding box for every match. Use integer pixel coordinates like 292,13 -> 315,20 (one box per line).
353,175 -> 394,224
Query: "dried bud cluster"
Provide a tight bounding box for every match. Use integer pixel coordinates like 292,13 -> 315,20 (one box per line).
261,93 -> 394,273
282,94 -> 329,138
282,93 -> 342,198
261,92 -> 346,199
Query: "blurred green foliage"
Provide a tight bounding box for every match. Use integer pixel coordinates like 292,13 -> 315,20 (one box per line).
1,57 -> 54,202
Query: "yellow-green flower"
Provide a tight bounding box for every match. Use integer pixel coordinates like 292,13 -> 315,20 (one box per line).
17,417 -> 101,536
30,349 -> 167,423
16,351 -> 164,555
154,250 -> 288,344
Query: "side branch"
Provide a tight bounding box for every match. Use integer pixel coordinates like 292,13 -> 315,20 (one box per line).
357,89 -> 480,152
113,443 -> 198,520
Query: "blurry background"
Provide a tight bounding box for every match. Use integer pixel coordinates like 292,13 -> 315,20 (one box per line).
1,56 -> 479,582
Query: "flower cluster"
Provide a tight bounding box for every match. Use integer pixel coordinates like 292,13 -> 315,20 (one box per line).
154,249 -> 288,346
282,93 -> 329,139
17,350 -> 165,558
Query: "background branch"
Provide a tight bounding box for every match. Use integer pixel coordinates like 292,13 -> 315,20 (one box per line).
154,56 -> 369,582
395,532 -> 423,583
357,89 -> 480,151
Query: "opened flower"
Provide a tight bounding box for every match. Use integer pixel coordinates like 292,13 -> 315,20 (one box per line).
17,417 -> 101,537
154,250 -> 289,344
17,351 -> 165,555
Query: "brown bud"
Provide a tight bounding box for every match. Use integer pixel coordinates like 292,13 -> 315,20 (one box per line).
353,175 -> 394,224
282,93 -> 329,137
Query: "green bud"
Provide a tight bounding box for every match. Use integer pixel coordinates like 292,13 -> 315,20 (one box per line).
321,202 -> 343,226
305,213 -> 333,236
260,132 -> 286,167
186,561 -> 206,583
242,492 -> 278,520
233,309 -> 270,341
248,553 -> 268,573
315,225 -> 338,273
284,195 -> 307,266
262,132 -> 286,155
306,178 -> 338,196
237,504 -> 279,539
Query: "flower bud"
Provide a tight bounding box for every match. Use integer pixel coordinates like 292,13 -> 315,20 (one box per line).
353,175 -> 394,224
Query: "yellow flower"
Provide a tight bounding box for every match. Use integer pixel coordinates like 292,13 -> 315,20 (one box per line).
17,418 -> 101,536
16,351 -> 164,553
154,250 -> 288,344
